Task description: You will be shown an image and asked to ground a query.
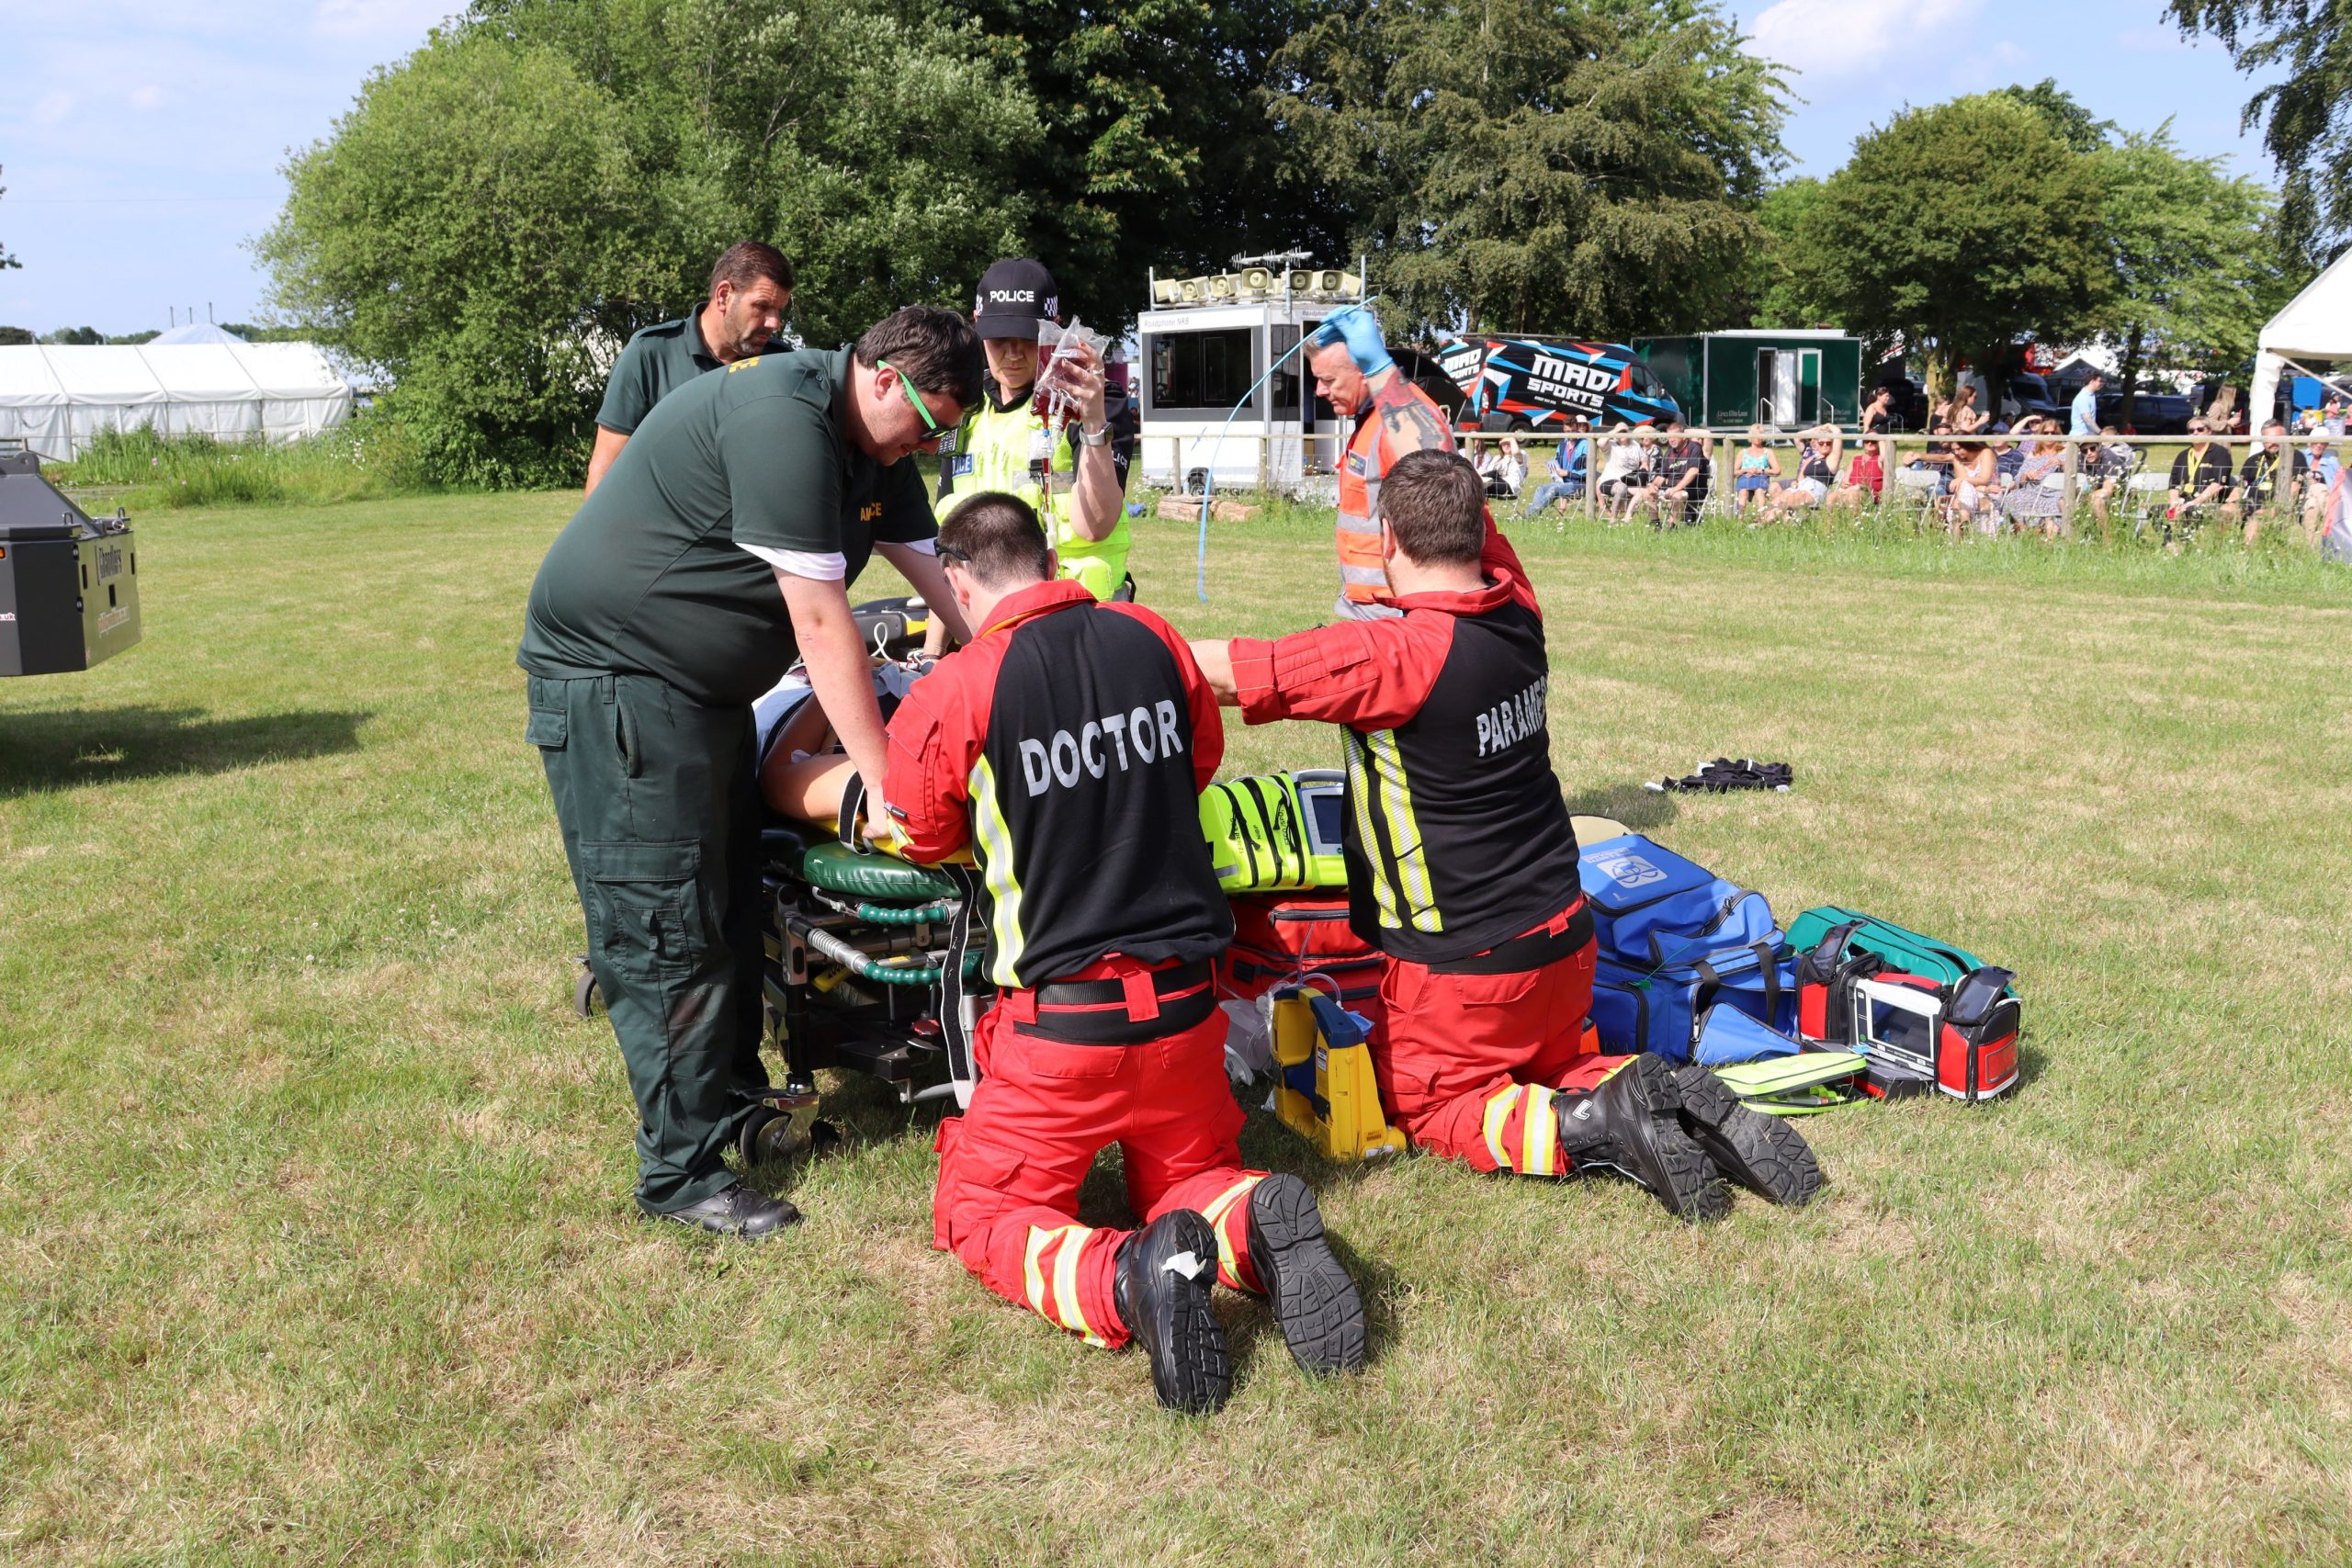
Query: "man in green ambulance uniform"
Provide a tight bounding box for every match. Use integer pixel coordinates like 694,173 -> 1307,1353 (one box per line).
932,258 -> 1129,615
520,305 -> 983,1238
584,241 -> 797,496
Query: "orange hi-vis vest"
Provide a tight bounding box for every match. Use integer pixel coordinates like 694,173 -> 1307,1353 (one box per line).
1335,376 -> 1456,604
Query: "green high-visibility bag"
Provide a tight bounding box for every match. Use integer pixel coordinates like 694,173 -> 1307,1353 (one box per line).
1783,906 -> 2007,993
1199,770 -> 1349,892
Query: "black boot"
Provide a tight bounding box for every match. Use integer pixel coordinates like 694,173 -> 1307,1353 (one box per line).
1670,1065 -> 1826,1207
1114,1211 -> 1231,1414
1555,1055 -> 1731,1223
644,1181 -> 800,1238
1245,1174 -> 1367,1376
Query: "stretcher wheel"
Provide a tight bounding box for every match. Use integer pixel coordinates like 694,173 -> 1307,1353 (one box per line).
798,841 -> 956,902
808,1119 -> 842,1156
572,956 -> 601,1019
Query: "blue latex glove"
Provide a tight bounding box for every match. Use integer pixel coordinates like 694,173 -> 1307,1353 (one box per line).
1310,305 -> 1394,378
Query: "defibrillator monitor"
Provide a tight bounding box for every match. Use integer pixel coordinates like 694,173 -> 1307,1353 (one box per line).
1293,769 -> 1348,860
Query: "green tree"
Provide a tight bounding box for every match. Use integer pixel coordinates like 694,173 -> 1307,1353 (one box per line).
2167,0 -> 2352,250
2091,128 -> 2291,427
260,33 -> 658,487
462,0 -> 1040,352
1270,0 -> 1788,339
0,327 -> 32,346
1741,175 -> 1826,328
1990,78 -> 2115,154
1784,94 -> 2109,395
263,2 -> 1041,486
950,1 -> 1331,331
41,327 -> 102,345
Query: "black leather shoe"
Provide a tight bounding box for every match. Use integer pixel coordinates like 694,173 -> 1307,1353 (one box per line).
646,1182 -> 800,1238
1114,1210 -> 1231,1414
1245,1174 -> 1366,1376
1555,1055 -> 1732,1223
1671,1065 -> 1826,1207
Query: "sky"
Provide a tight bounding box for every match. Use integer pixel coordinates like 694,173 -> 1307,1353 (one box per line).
0,0 -> 2291,338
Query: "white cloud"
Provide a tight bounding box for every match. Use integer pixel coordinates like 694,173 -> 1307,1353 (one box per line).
1745,0 -> 1973,83
33,91 -> 76,126
129,85 -> 165,111
311,0 -> 460,39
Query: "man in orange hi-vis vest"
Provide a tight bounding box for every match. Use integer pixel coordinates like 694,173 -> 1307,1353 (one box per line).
1310,306 -> 1457,619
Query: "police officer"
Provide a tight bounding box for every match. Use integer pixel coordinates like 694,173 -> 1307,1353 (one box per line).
584,241 -> 796,495
873,492 -> 1364,1412
933,259 -> 1129,606
520,306 -> 982,1237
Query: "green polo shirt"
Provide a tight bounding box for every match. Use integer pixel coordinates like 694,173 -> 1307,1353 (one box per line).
595,305 -> 724,434
520,348 -> 935,707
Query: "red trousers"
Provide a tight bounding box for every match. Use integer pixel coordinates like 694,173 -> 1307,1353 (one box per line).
933,960 -> 1268,1349
1371,930 -> 1622,1176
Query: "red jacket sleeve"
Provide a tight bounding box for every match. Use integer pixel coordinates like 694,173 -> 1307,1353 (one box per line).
1480,511 -> 1542,615
1227,614 -> 1453,733
1108,603 -> 1225,788
880,659 -> 989,863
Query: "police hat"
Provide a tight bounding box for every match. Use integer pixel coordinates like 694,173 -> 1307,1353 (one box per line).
973,257 -> 1059,342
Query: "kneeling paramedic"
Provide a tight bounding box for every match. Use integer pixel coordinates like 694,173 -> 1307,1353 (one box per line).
1192,451 -> 1824,1221
878,492 -> 1367,1412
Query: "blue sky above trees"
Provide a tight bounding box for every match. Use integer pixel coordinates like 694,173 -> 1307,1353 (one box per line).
0,0 -> 2288,335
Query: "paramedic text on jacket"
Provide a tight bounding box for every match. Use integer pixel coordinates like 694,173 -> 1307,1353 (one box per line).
882,491 -> 1368,1411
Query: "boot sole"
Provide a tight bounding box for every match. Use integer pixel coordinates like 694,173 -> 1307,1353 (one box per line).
1246,1175 -> 1367,1376
1673,1066 -> 1826,1207
1134,1213 -> 1233,1414
1608,1057 -> 1733,1224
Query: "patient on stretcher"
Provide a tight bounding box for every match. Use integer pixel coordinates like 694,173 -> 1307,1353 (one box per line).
755,662 -> 915,851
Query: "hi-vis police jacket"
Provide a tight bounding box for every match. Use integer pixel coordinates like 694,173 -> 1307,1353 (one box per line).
881,580 -> 1230,988
1224,527 -> 1583,967
936,387 -> 1133,601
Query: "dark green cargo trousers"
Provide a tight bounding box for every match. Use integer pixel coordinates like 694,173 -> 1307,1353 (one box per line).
526,672 -> 768,1213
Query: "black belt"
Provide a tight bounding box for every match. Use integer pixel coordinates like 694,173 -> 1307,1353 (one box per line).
1016,960 -> 1216,1045
1430,900 -> 1594,976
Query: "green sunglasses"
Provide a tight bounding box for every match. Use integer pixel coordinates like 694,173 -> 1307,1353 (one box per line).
876,359 -> 944,434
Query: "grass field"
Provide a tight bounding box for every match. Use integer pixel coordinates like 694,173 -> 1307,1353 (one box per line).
4,494 -> 2350,1565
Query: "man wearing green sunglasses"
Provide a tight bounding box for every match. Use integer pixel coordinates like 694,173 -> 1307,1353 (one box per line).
519,304 -> 983,1238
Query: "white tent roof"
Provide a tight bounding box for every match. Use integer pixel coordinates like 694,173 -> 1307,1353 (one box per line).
150,321 -> 247,345
0,341 -> 350,459
2260,246 -> 2352,362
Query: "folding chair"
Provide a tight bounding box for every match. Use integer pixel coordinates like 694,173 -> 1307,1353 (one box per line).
2124,472 -> 2170,540
1890,467 -> 1943,531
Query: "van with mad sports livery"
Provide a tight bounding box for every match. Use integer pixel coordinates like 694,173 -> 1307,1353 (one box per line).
1438,333 -> 1683,432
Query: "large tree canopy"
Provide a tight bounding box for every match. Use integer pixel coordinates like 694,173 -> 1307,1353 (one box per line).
2090,127 -> 2291,425
1270,0 -> 1787,339
1781,94 -> 2109,392
2168,0 -> 2352,253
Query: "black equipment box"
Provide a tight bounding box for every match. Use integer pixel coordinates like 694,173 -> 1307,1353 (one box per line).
0,452 -> 141,677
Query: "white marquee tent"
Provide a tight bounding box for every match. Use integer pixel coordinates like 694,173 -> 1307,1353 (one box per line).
0,341 -> 352,459
2250,246 -> 2352,424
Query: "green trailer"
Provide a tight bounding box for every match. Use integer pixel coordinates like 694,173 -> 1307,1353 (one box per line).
1633,331 -> 1864,432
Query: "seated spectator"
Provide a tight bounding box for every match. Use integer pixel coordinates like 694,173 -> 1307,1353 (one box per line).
1595,425 -> 1648,520
2301,436 -> 2341,546
2001,434 -> 2069,537
1475,437 -> 1526,500
1826,441 -> 1884,513
1910,421 -> 1959,497
1645,421 -> 1710,527
2238,419 -> 2305,546
2323,395 -> 2346,437
1948,437 -> 1997,536
2081,426 -> 2137,533
2167,420 -> 2239,532
1763,427 -> 1840,520
1732,424 -> 1780,515
1521,425 -> 1589,515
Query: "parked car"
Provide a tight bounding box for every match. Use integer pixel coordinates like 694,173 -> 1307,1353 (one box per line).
2095,388 -> 2193,435
1436,333 -> 1683,432
1997,372 -> 2063,426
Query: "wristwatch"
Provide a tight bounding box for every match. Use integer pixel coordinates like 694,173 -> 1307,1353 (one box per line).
1076,423 -> 1111,447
